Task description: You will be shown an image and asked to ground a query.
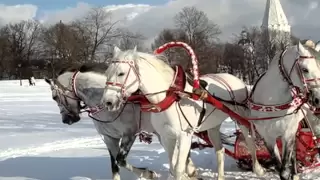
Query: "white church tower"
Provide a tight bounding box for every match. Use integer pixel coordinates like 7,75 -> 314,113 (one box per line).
261,0 -> 291,45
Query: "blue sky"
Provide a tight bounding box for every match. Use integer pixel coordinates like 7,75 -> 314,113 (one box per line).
2,0 -> 168,10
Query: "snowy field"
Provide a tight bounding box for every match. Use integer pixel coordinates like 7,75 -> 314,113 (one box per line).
0,79 -> 320,180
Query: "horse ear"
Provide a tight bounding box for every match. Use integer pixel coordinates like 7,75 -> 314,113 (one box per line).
44,77 -> 53,86
297,41 -> 307,54
133,46 -> 137,53
113,46 -> 121,56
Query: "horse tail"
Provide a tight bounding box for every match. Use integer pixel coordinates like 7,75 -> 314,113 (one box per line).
153,41 -> 200,89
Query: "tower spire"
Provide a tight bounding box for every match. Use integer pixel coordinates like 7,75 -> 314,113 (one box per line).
261,0 -> 290,33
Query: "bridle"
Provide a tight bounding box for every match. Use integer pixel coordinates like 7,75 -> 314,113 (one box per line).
278,48 -> 320,108
52,71 -> 84,116
105,60 -> 141,101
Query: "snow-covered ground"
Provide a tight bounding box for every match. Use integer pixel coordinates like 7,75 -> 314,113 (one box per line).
0,79 -> 320,180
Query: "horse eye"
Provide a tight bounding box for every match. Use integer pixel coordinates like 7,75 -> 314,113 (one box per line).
302,68 -> 309,73
118,72 -> 125,77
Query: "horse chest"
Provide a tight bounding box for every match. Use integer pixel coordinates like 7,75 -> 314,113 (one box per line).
93,121 -> 125,138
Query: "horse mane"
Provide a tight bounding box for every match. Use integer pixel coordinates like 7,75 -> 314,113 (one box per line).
135,51 -> 174,83
268,44 -> 320,74
303,45 -> 320,60
58,62 -> 109,76
268,49 -> 282,68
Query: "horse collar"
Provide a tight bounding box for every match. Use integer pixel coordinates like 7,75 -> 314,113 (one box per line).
128,65 -> 186,113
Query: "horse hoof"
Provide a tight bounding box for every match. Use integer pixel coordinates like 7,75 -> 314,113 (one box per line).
187,170 -> 198,178
280,170 -> 292,180
254,165 -> 266,177
187,176 -> 202,180
142,170 -> 159,179
113,173 -> 121,180
293,175 -> 300,180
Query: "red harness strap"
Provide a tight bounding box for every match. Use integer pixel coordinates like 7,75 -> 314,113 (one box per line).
127,65 -> 186,113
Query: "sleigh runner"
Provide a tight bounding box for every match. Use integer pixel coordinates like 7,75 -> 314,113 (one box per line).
129,41 -> 320,173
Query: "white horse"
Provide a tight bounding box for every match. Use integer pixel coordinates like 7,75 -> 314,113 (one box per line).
44,64 -> 201,180
101,45 -> 266,180
247,43 -> 320,180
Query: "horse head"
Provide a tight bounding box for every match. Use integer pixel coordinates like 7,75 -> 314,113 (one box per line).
45,63 -> 108,124
45,72 -> 82,125
281,42 -> 320,108
102,45 -> 174,111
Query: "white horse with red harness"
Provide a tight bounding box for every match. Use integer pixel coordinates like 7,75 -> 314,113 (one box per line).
101,43 -> 265,180
44,64 -> 164,180
247,42 -> 320,180
45,62 -> 218,180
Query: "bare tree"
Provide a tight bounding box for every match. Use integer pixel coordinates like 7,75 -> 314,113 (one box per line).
0,28 -> 9,78
4,20 -> 42,78
173,6 -> 221,73
118,29 -> 145,51
70,21 -> 92,63
222,26 -> 295,84
76,7 -> 121,61
151,28 -> 189,66
41,21 -> 90,77
174,6 -> 221,46
222,43 -> 244,75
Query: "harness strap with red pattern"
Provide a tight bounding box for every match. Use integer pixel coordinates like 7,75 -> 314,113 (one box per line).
247,49 -> 316,115
127,65 -> 186,112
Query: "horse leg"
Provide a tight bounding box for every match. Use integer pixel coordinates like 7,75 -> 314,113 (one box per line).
156,132 -> 197,178
207,126 -> 225,180
158,134 -> 198,179
263,136 -> 282,171
186,151 -> 198,178
174,131 -> 193,180
160,136 -> 177,178
103,135 -> 121,180
117,135 -> 157,179
108,149 -> 120,180
291,143 -> 299,180
280,136 -> 298,180
238,124 -> 265,176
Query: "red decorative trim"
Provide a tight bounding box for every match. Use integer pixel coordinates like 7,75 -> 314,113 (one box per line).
127,65 -> 186,113
247,96 -> 304,112
154,41 -> 200,89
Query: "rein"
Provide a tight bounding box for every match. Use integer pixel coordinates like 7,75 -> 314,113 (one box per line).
85,102 -> 128,124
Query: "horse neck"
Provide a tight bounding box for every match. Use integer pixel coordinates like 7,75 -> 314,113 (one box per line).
74,72 -> 106,107
252,63 -> 293,105
137,59 -> 175,104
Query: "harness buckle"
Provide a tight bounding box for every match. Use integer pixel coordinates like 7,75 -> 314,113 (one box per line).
150,105 -> 161,112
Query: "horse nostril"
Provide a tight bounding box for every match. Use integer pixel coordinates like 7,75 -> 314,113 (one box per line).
106,101 -> 113,106
315,98 -> 320,105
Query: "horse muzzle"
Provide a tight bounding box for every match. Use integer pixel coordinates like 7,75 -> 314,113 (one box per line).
308,89 -> 320,108
62,114 -> 80,125
102,96 -> 124,111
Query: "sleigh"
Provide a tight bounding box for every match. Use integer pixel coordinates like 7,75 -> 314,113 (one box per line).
147,41 -> 320,173
190,121 -> 320,173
